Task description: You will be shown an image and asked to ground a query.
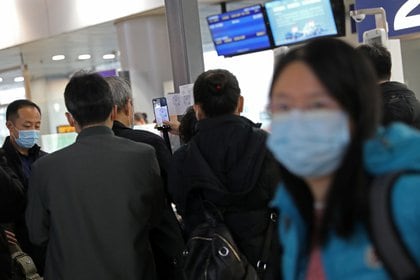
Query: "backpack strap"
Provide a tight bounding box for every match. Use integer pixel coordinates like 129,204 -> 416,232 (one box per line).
369,170 -> 420,280
256,211 -> 277,278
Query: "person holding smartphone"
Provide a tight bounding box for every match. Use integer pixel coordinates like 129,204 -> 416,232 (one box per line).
106,76 -> 185,280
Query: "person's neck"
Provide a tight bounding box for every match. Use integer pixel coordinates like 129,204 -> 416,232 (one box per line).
378,79 -> 390,84
305,175 -> 333,206
11,140 -> 29,156
80,119 -> 113,132
114,114 -> 130,127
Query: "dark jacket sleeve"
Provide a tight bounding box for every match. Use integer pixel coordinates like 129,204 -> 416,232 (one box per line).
25,161 -> 50,246
147,146 -> 186,280
0,230 -> 12,279
151,137 -> 172,188
150,204 -> 185,280
0,155 -> 25,223
167,147 -> 188,218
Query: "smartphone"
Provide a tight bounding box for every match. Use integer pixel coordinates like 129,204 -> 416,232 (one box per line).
152,97 -> 170,128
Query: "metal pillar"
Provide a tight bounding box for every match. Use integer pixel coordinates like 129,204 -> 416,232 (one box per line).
164,0 -> 205,92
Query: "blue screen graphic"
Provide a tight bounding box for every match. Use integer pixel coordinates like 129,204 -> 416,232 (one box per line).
207,5 -> 272,57
265,0 -> 338,47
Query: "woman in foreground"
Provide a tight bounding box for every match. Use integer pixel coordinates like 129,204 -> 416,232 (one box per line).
267,38 -> 420,279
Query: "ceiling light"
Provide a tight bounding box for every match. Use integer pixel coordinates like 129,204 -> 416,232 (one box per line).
102,53 -> 115,60
78,54 -> 91,60
14,76 -> 24,82
52,55 -> 65,61
0,77 -> 3,82
53,102 -> 61,112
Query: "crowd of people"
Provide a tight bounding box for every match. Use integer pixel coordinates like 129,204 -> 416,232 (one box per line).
1,37 -> 420,280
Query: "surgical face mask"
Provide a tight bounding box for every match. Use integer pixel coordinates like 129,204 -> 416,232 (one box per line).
267,110 -> 350,178
15,129 -> 40,149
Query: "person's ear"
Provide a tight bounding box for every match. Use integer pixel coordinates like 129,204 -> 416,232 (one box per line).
110,105 -> 118,121
65,112 -> 75,127
193,104 -> 205,120
6,120 -> 13,130
236,96 -> 244,115
123,99 -> 131,116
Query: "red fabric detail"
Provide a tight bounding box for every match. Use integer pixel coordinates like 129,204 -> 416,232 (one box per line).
306,208 -> 326,280
306,246 -> 326,280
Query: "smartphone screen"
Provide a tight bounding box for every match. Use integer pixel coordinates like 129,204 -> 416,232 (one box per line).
152,97 -> 170,128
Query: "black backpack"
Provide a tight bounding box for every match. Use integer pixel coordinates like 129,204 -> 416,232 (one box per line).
181,200 -> 275,280
180,137 -> 277,280
369,171 -> 420,280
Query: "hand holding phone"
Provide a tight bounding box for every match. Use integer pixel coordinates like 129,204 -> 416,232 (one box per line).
152,97 -> 170,129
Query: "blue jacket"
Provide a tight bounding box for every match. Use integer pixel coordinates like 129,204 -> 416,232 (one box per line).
271,123 -> 420,279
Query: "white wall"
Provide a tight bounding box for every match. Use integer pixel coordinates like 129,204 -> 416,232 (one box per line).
0,0 -> 164,50
31,77 -> 69,135
203,49 -> 274,126
401,38 -> 420,99
116,15 -> 173,120
0,0 -> 49,49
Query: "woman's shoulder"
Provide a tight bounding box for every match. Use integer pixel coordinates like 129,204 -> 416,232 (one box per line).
391,172 -> 420,220
391,173 -> 420,221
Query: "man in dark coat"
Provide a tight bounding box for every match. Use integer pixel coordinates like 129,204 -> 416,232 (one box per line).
26,72 -> 165,280
357,44 -> 420,128
2,99 -> 47,274
0,150 -> 25,279
106,76 -> 185,279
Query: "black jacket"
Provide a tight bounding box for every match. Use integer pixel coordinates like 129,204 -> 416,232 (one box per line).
2,137 -> 47,191
113,121 -> 171,185
380,81 -> 420,129
0,150 -> 25,279
0,150 -> 25,222
1,137 -> 47,275
169,115 -> 281,279
112,121 -> 185,280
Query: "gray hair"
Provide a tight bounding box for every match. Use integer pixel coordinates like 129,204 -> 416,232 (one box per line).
105,76 -> 132,111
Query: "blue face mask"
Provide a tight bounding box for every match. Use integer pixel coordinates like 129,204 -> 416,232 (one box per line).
267,110 -> 350,178
15,130 -> 40,149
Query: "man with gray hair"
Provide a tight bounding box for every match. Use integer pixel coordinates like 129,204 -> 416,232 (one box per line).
105,76 -> 185,280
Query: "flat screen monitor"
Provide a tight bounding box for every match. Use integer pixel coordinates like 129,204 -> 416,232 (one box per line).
265,0 -> 340,47
207,5 -> 273,57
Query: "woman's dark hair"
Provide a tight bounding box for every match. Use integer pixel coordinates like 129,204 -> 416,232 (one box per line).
193,69 -> 240,117
179,106 -> 198,143
269,38 -> 382,245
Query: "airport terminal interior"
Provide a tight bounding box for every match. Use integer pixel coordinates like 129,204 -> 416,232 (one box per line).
0,0 -> 419,151
2,1 -> 420,279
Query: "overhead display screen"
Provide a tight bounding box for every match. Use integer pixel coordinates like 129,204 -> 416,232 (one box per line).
265,0 -> 338,47
207,5 -> 272,57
